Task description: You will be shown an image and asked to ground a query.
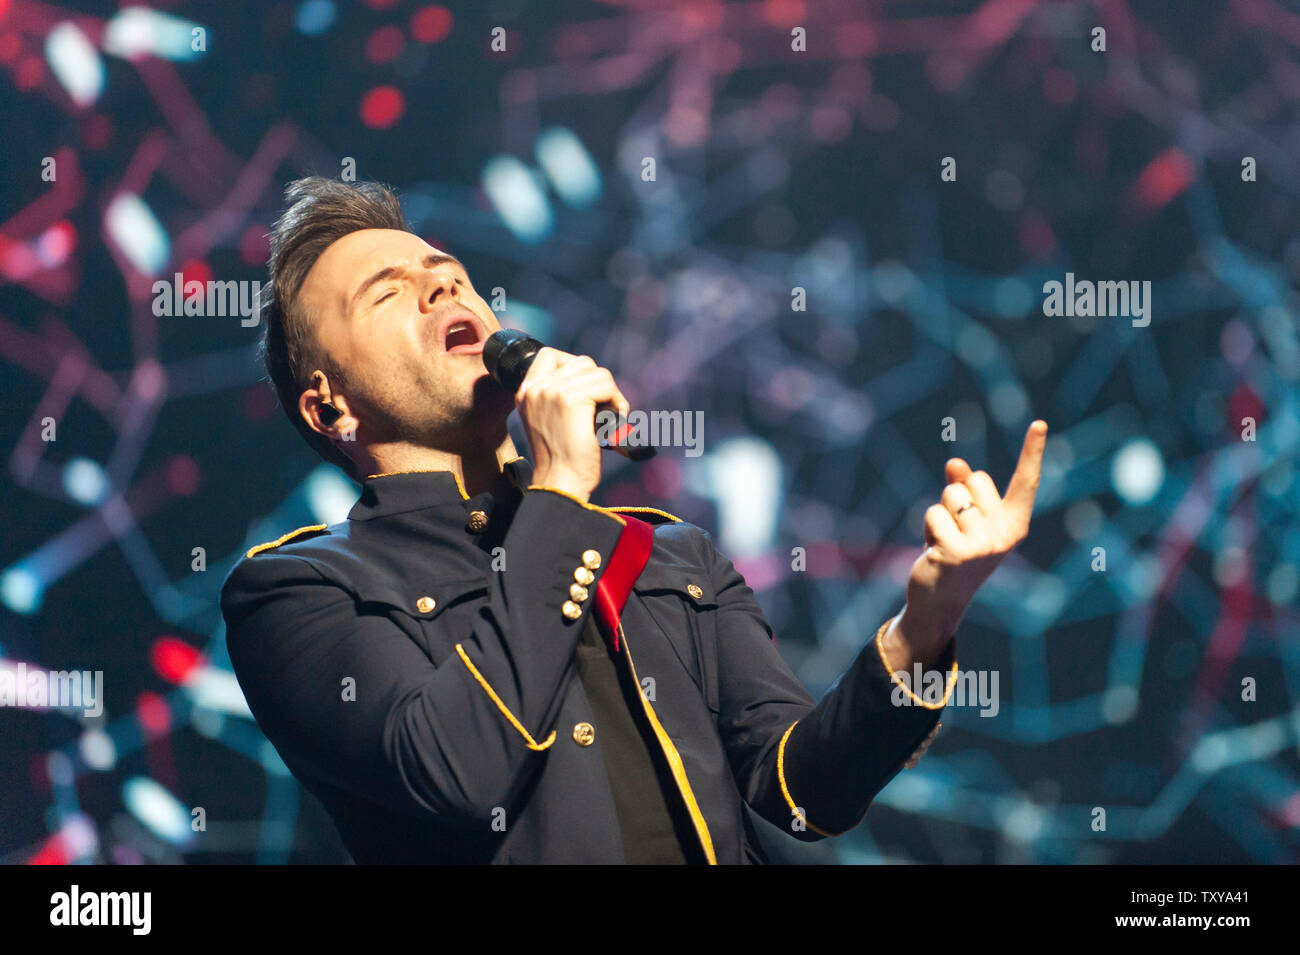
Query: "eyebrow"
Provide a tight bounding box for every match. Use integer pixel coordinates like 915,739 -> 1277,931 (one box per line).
349,252 -> 466,312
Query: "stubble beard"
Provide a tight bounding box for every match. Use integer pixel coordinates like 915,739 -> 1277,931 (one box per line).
369,362 -> 514,456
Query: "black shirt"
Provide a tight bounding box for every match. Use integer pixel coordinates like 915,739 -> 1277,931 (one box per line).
573,614 -> 696,863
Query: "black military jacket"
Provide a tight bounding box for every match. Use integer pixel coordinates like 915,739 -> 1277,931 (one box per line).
221,457 -> 954,864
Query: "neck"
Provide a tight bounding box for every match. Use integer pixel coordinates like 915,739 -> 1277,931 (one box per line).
360,433 -> 521,499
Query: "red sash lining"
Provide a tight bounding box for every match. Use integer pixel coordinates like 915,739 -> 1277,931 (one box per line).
592,514 -> 654,651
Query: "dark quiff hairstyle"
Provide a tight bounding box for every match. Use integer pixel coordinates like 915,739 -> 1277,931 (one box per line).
258,176 -> 411,479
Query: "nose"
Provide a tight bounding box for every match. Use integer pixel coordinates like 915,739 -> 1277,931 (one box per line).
419,269 -> 459,312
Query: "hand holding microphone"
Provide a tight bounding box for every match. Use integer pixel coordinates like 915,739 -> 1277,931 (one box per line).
484,330 -> 654,504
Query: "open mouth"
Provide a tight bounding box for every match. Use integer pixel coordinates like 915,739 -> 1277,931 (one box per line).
441,316 -> 483,353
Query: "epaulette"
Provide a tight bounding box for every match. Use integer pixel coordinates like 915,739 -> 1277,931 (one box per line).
606,506 -> 682,525
244,524 -> 330,558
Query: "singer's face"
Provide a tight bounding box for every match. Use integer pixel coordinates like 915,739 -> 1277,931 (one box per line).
298,228 -> 508,444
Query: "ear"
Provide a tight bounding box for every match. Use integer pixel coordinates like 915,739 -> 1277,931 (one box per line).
299,370 -> 357,441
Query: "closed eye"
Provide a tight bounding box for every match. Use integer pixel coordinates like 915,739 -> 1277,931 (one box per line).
372,275 -> 465,308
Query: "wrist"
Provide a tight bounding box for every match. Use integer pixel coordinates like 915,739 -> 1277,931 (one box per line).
885,605 -> 955,670
530,469 -> 595,503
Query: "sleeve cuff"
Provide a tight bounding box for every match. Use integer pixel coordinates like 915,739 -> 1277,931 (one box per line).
874,616 -> 959,710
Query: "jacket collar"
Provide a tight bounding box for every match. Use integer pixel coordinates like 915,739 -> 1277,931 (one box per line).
348,456 -> 534,522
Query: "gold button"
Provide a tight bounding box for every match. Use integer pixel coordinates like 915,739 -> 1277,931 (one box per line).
562,600 -> 582,620
572,722 -> 595,746
686,583 -> 703,600
582,549 -> 602,570
570,583 -> 589,603
467,510 -> 488,533
416,596 -> 436,614
574,567 -> 595,586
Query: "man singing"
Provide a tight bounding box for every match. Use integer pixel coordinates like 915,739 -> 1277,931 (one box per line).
221,176 -> 1047,864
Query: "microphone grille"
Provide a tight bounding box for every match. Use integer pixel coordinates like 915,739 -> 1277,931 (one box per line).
483,329 -> 542,394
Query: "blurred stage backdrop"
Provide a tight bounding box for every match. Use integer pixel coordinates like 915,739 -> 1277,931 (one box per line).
1,0 -> 1297,864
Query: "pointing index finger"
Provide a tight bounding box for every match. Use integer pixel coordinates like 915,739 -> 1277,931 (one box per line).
1003,419 -> 1048,516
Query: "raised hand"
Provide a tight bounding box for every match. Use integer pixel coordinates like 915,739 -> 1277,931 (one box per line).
516,347 -> 631,503
902,419 -> 1048,644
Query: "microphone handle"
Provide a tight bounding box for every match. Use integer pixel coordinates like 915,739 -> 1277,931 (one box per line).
596,404 -> 657,461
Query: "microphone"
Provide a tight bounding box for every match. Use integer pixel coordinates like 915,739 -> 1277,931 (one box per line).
483,329 -> 656,461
